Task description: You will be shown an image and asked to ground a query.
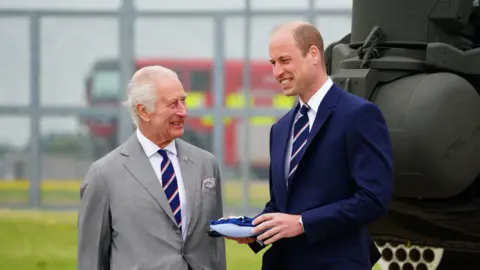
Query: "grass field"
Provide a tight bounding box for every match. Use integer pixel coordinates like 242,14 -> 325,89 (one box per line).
0,209 -> 266,270
0,210 -> 381,270
0,180 -> 382,269
0,179 -> 270,208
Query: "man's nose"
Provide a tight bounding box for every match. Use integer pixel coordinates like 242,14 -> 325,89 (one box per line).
177,103 -> 187,117
272,64 -> 284,78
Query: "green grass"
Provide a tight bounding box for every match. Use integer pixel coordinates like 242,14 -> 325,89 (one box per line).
0,209 -> 264,270
0,210 -> 382,270
0,179 -> 270,208
0,210 -> 77,270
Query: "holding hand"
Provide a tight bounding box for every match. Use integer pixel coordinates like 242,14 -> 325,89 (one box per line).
214,216 -> 255,244
225,236 -> 256,244
251,213 -> 304,245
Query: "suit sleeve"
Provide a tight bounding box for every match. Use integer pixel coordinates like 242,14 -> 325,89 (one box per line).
257,124 -> 279,216
77,162 -> 112,270
302,102 -> 394,243
212,157 -> 227,270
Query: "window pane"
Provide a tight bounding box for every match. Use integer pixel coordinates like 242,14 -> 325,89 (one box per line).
40,17 -> 118,107
92,70 -> 121,99
0,17 -> 29,106
0,116 -> 30,207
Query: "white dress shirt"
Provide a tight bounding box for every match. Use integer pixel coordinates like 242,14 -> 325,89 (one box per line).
136,129 -> 188,241
284,77 -> 334,183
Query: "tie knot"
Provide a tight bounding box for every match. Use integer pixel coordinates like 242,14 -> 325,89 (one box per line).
300,104 -> 310,115
158,149 -> 168,158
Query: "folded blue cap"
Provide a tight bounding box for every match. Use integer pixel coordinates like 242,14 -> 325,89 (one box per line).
208,216 -> 263,238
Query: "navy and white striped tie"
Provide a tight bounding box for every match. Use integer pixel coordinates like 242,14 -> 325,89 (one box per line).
288,105 -> 311,181
158,149 -> 182,229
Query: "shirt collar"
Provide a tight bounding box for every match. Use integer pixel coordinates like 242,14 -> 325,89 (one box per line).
136,128 -> 177,158
298,77 -> 333,113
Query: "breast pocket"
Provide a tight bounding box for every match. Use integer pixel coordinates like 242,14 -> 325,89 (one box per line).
201,179 -> 220,217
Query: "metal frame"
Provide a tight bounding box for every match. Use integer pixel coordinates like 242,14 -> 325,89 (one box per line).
0,0 -> 351,210
0,9 -> 350,17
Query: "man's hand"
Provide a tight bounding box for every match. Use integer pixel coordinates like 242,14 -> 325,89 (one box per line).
251,213 -> 304,245
225,236 -> 256,244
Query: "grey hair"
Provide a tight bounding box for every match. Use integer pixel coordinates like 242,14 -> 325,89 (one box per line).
124,65 -> 178,126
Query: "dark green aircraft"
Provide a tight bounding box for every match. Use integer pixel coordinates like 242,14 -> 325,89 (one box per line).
325,0 -> 480,269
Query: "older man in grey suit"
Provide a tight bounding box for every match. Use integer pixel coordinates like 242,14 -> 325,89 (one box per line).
77,65 -> 226,270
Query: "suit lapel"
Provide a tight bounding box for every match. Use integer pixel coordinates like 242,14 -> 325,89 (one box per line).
121,135 -> 177,225
272,107 -> 297,207
306,84 -> 341,148
175,139 -> 200,240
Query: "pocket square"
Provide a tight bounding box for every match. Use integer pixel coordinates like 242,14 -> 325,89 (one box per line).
202,178 -> 215,191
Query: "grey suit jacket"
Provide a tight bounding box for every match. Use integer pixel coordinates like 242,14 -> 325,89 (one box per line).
77,134 -> 226,270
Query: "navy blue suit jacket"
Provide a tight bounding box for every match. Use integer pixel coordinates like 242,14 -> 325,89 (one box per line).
250,83 -> 394,270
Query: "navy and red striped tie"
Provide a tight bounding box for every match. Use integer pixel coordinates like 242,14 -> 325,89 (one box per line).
288,104 -> 311,182
158,149 -> 182,229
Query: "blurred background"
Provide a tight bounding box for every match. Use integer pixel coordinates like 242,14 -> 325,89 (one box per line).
0,0 -> 357,269
0,0 -> 352,214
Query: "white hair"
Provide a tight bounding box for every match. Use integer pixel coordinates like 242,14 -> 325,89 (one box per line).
124,65 -> 178,126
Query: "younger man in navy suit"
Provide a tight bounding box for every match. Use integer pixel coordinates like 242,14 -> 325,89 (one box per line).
228,21 -> 394,270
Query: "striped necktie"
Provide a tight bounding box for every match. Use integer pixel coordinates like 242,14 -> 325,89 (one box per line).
158,149 -> 182,229
288,104 -> 311,181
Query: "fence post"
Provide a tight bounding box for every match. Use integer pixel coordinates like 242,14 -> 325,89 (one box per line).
29,13 -> 41,208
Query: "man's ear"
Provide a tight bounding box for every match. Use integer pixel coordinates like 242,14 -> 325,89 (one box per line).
136,104 -> 150,122
308,45 -> 321,65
